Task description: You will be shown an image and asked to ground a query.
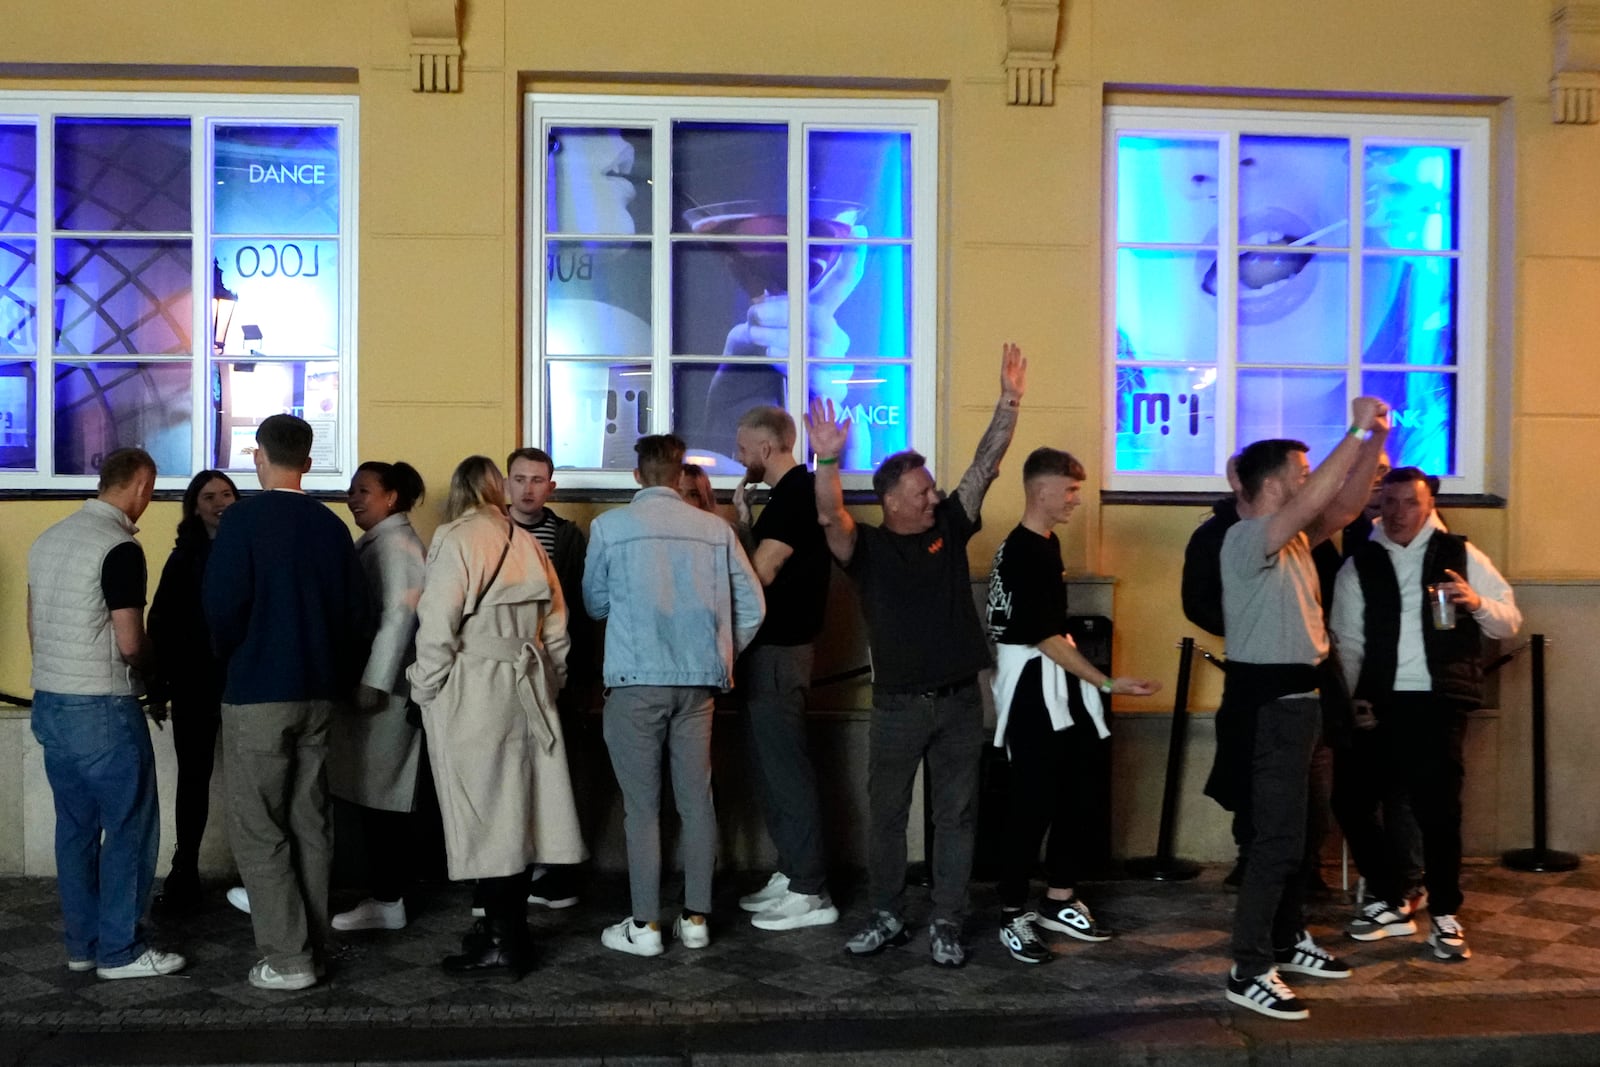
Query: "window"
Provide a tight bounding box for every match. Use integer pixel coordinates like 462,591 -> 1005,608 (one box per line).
1104,106 -> 1489,493
525,94 -> 937,489
0,92 -> 357,491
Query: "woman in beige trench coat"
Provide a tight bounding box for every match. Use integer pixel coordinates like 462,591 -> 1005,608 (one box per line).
407,456 -> 586,977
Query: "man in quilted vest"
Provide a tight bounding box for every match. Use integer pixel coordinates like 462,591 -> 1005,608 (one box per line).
28,448 -> 186,981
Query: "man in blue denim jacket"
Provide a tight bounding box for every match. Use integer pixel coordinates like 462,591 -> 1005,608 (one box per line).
583,434 -> 765,957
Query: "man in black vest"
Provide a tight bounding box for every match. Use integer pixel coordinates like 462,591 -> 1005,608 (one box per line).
1329,467 -> 1521,962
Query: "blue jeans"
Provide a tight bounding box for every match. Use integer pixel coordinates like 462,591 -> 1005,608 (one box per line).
30,691 -> 159,966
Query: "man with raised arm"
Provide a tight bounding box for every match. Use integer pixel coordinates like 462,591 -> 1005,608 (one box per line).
808,342 -> 1026,969
1217,398 -> 1391,1022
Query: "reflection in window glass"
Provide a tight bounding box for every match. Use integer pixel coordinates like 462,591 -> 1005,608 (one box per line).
673,362 -> 786,473
55,118 -> 191,233
55,240 -> 192,355
673,241 -> 788,357
1238,135 -> 1349,248
545,241 -> 651,357
673,123 -> 787,235
805,362 -> 910,474
1236,252 -> 1346,366
0,240 -> 35,355
1364,144 -> 1458,252
546,127 -> 652,235
212,360 -> 340,470
213,125 -> 340,236
1116,136 -> 1219,246
1362,254 -> 1456,366
53,361 -> 190,475
1116,249 -> 1216,364
1364,369 -> 1455,476
1237,368 -> 1346,463
1114,365 -> 1217,475
548,360 -> 652,471
211,239 -> 337,357
809,130 -> 911,239
0,125 -> 36,235
0,361 -> 35,469
808,244 -> 910,360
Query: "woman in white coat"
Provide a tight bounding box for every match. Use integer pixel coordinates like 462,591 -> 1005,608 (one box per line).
327,461 -> 428,933
407,456 -> 585,977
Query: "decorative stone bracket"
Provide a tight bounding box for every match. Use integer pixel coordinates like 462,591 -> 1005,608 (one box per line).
1552,3 -> 1600,123
408,0 -> 462,93
1002,0 -> 1063,106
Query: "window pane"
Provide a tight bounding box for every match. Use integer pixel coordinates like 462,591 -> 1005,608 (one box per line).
673,361 -> 786,473
1363,369 -> 1456,476
673,122 -> 787,235
0,360 -> 36,469
1116,249 -> 1215,363
1364,144 -> 1458,252
1114,365 -> 1216,475
1238,135 -> 1349,248
546,127 -> 652,235
213,125 -> 340,236
545,240 -> 651,356
213,360 -> 340,471
806,362 -> 911,474
53,361 -> 190,476
547,360 -> 652,470
0,124 -> 36,234
1362,254 -> 1455,366
674,240 -> 788,356
0,239 -> 36,355
1237,368 -> 1346,462
1116,136 -> 1219,245
55,118 -> 190,233
212,239 -> 338,357
55,239 -> 192,355
810,130 -> 911,238
1236,252 -> 1347,366
807,244 -> 910,359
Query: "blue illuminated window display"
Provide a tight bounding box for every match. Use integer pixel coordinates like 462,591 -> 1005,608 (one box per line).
1110,109 -> 1482,489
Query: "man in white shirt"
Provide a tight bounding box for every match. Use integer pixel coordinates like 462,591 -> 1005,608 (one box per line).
1330,467 -> 1521,963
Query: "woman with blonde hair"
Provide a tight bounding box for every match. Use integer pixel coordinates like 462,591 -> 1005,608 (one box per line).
407,455 -> 586,976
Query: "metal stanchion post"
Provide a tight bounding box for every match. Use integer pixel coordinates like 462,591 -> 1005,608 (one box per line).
1503,634 -> 1579,873
1126,637 -> 1202,881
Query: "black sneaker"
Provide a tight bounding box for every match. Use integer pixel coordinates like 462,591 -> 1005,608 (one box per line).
844,911 -> 910,957
1035,897 -> 1111,942
1428,914 -> 1471,961
1226,966 -> 1309,1020
1347,899 -> 1417,942
998,912 -> 1051,964
1274,930 -> 1352,979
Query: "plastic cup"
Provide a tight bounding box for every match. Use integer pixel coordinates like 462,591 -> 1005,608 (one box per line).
1427,583 -> 1457,630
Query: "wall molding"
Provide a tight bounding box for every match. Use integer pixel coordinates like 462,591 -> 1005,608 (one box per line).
407,0 -> 462,93
1552,3 -> 1600,123
1002,0 -> 1062,106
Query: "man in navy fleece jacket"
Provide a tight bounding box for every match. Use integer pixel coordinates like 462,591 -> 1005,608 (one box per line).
203,415 -> 368,991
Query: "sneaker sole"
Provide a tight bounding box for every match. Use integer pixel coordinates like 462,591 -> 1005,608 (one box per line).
529,896 -> 579,910
752,906 -> 840,931
601,932 -> 664,958
1226,988 -> 1309,1020
1428,938 -> 1472,961
1276,961 -> 1352,980
66,960 -> 95,973
844,927 -> 911,957
249,972 -> 316,991
1347,921 -> 1417,942
331,918 -> 406,932
1035,917 -> 1111,942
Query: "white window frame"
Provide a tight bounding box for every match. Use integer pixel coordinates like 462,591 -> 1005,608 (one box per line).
524,93 -> 938,491
1103,105 -> 1490,495
0,90 -> 359,493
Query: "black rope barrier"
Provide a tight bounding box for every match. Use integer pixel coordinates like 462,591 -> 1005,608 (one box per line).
1502,634 -> 1579,873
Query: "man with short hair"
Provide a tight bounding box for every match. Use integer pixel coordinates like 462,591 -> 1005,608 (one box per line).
986,447 -> 1160,964
28,448 -> 186,981
584,434 -> 764,957
204,415 -> 368,991
1217,398 -> 1390,1022
809,342 -> 1026,968
1330,467 -> 1520,962
730,405 -> 838,930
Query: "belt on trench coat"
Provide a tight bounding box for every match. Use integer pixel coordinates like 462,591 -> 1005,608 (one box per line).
456,632 -> 560,755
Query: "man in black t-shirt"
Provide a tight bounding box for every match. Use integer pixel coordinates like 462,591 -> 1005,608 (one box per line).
986,448 -> 1160,964
809,342 -> 1027,968
729,406 -> 838,931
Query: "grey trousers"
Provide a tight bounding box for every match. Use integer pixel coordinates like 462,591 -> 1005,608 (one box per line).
744,643 -> 827,895
222,700 -> 337,976
602,685 -> 717,921
868,683 -> 984,925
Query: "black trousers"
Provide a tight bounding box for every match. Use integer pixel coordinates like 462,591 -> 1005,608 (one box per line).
355,806 -> 414,903
169,693 -> 222,873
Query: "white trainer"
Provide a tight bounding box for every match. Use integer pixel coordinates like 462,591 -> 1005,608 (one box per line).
601,917 -> 664,957
331,897 -> 407,932
226,886 -> 251,915
738,872 -> 790,913
248,959 -> 316,991
673,913 -> 711,949
751,891 -> 840,931
97,948 -> 187,980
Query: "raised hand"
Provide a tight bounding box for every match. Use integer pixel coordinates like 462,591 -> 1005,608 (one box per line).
1000,342 -> 1027,403
806,397 -> 849,461
1351,395 -> 1390,432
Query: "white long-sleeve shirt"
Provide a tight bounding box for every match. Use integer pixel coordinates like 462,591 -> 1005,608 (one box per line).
1330,523 -> 1521,694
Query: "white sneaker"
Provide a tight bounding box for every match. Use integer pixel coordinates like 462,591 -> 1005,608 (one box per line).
97,948 -> 187,980
751,891 -> 840,931
738,872 -> 790,913
226,886 -> 251,915
673,913 -> 711,949
600,917 -> 664,957
331,898 -> 407,932
248,959 -> 316,991
66,958 -> 95,973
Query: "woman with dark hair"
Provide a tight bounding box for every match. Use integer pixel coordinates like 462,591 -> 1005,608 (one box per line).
679,463 -> 720,516
149,469 -> 239,913
327,460 -> 428,933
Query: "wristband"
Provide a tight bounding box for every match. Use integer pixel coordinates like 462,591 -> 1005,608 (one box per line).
1098,679 -> 1114,695
1347,423 -> 1363,439
816,456 -> 839,466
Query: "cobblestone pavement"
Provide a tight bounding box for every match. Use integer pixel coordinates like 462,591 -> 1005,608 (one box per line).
3,860 -> 1600,1032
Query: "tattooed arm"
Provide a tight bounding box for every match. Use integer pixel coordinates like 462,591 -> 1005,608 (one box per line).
953,342 -> 1028,524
